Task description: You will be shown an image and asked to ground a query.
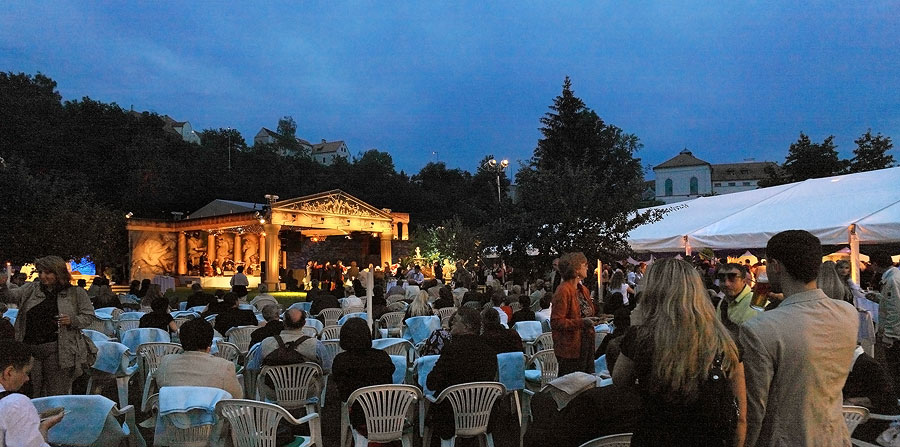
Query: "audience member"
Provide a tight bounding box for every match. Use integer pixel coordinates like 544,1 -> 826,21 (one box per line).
91,285 -> 120,309
248,283 -> 277,312
404,290 -> 433,320
818,260 -> 852,303
250,304 -> 284,347
139,296 -> 178,333
309,293 -> 340,317
510,294 -> 536,326
0,340 -> 65,447
715,263 -> 761,339
481,308 -> 523,353
843,346 -> 899,443
433,286 -> 454,309
332,318 -> 394,432
740,230 -> 858,445
214,292 -> 257,335
260,309 -> 323,367
535,294 -> 552,324
153,318 -> 243,398
529,279 -> 547,311
551,252 -> 601,375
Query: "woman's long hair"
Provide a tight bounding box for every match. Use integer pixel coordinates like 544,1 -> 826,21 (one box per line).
408,290 -> 432,317
609,270 -> 625,290
640,258 -> 739,400
34,255 -> 72,287
819,261 -> 852,303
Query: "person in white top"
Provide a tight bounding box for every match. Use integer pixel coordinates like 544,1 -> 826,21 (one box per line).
0,340 -> 64,447
229,265 -> 250,287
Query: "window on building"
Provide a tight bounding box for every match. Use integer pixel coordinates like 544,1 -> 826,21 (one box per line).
728,182 -> 736,186
664,179 -> 673,196
743,182 -> 751,186
714,182 -> 722,187
690,177 -> 699,195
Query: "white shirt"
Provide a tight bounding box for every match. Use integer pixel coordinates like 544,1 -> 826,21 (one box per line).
229,273 -> 249,287
493,306 -> 509,326
535,307 -> 552,323
0,384 -> 50,447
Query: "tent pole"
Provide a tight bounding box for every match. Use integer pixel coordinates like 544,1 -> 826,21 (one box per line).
849,225 -> 860,285
683,236 -> 692,256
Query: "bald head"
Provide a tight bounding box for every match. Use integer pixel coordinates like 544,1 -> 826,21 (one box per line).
284,308 -> 307,329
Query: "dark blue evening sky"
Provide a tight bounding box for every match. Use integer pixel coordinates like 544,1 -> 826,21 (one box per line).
2,2 -> 898,178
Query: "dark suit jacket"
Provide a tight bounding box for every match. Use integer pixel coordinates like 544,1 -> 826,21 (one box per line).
215,307 -> 258,335
186,292 -> 215,309
525,385 -> 642,447
250,320 -> 284,346
310,294 -> 340,316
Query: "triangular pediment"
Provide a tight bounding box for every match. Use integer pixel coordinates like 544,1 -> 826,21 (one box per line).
272,190 -> 391,220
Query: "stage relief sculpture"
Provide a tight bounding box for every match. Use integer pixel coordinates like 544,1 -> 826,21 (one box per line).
131,231 -> 176,280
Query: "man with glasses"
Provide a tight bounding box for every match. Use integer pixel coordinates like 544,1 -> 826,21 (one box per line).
715,263 -> 761,338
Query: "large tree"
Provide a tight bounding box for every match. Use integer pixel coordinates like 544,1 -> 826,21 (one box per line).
511,77 -> 662,266
850,129 -> 894,173
782,133 -> 848,182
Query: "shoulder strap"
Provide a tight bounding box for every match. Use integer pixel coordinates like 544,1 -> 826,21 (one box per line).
287,335 -> 311,349
274,335 -> 288,349
0,390 -> 17,400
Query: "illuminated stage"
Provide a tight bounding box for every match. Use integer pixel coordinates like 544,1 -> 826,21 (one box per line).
178,275 -> 262,289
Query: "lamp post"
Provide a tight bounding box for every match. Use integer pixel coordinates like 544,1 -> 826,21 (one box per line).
483,158 -> 509,203
226,127 -> 232,171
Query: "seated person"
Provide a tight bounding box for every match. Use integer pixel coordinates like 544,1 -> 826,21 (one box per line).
260,309 -> 323,367
250,304 -> 284,347
535,294 -> 552,324
213,292 -> 257,336
509,294 -> 536,326
481,308 -> 523,354
92,285 -> 120,309
386,280 -> 406,298
843,346 -> 899,443
524,337 -> 641,447
427,308 -> 498,441
153,319 -> 243,398
249,284 -> 277,312
183,283 -> 210,309
421,312 -> 453,356
332,318 -> 394,433
341,286 -> 363,311
491,291 -> 511,325
309,293 -> 340,317
0,340 -> 65,447
139,296 -> 178,334
432,287 -> 455,310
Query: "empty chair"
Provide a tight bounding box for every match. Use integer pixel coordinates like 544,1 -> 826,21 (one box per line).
225,325 -> 257,354
116,319 -> 141,338
120,328 -> 170,354
338,312 -> 367,325
422,382 -> 506,447
497,352 -> 527,443
390,355 -> 408,385
214,341 -> 242,368
374,338 -> 415,363
513,322 -> 544,355
216,399 -> 323,447
531,332 -> 554,353
317,308 -> 343,326
340,384 -> 422,447
578,433 -> 633,447
379,311 -> 406,338
525,349 -> 559,391
320,325 -> 343,340
149,385 -> 232,447
32,394 -> 144,447
85,341 -> 139,411
342,306 -> 366,316
434,307 -> 457,321
83,328 -> 114,344
403,315 -> 441,346
258,363 -> 324,415
842,405 -> 870,436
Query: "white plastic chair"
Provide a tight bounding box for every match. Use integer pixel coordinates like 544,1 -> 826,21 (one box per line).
33,394 -> 145,447
117,318 -> 141,338
578,433 -> 633,446
317,308 -> 343,326
531,332 -> 554,353
318,340 -> 344,408
387,294 -> 407,305
83,328 -> 115,344
843,405 -> 870,436
214,340 -> 242,369
379,311 -> 406,338
225,325 -> 257,354
86,341 -> 139,409
340,384 -> 422,447
243,342 -> 263,400
434,307 -> 457,321
385,301 -> 408,313
147,386 -> 230,447
525,349 -> 559,391
320,325 -> 342,340
497,352 -> 527,446
422,382 -> 506,447
258,363 -> 324,415
216,399 -> 323,447
414,354 -> 441,437
252,295 -> 279,312
137,342 -> 184,411
513,322 -> 543,355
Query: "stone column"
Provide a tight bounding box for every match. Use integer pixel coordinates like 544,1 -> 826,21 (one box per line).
263,224 -> 281,291
259,234 -> 266,263
207,233 -> 216,266
380,232 -> 393,267
233,233 -> 242,265
176,232 -> 187,275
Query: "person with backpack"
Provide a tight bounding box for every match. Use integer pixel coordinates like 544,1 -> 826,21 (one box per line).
260,308 -> 323,369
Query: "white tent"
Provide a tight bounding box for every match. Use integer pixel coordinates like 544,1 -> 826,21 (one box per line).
628,167 -> 900,282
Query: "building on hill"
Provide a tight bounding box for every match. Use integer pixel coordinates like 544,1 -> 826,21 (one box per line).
652,149 -> 777,204
311,139 -> 350,165
162,115 -> 201,144
253,127 -> 280,146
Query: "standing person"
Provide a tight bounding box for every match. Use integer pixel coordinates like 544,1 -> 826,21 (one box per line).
613,258 -> 746,446
740,230 -> 858,446
0,340 -> 66,447
715,263 -> 762,339
547,258 -> 562,294
550,252 -> 602,376
229,265 -> 249,297
0,256 -> 95,397
607,271 -> 634,308
870,251 -> 900,393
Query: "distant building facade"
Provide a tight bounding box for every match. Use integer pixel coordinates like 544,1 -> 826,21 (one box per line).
253,128 -> 348,164
162,115 -> 201,144
652,149 -> 777,204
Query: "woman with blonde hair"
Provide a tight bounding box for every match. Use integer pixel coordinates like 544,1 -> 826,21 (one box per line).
613,258 -> 746,446
818,260 -> 852,303
0,255 -> 96,396
607,270 -> 634,307
404,289 -> 433,320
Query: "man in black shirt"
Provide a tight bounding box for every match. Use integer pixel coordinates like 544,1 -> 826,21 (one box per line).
185,283 -> 214,309
214,293 -> 257,335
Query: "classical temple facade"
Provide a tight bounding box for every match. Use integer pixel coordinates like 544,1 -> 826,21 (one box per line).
125,190 -> 410,290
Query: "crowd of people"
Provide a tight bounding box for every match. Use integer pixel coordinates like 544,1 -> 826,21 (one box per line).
1,229 -> 899,445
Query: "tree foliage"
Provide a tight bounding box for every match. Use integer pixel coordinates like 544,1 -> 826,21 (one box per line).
850,129 -> 894,173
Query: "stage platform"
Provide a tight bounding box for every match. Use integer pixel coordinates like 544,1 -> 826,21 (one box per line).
178,275 -> 262,289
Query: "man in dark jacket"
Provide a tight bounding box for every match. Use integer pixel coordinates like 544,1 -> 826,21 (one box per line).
250,304 -> 284,346
427,307 -> 498,440
309,293 -> 340,317
185,283 -> 215,309
214,292 -> 257,335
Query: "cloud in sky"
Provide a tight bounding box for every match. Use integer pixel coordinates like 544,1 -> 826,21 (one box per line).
1,1 -> 898,175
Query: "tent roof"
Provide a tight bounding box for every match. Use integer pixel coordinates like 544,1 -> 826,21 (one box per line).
187,199 -> 264,220
629,167 -> 900,252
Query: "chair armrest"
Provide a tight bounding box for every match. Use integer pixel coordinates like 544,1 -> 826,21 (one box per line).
867,413 -> 900,421
291,411 -> 320,425
851,440 -> 880,447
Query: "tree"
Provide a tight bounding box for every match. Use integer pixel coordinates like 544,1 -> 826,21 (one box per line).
273,115 -> 307,157
417,216 -> 483,265
511,77 -> 664,266
782,133 -> 848,182
850,129 -> 894,173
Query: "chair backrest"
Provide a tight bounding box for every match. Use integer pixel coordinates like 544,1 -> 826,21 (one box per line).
121,328 -> 171,353
513,321 -> 543,342
119,311 -> 145,321
320,325 -> 342,340
389,355 -> 407,384
842,405 -> 870,436
225,325 -> 257,353
434,307 -> 457,321
528,349 -> 559,388
83,329 -> 112,344
287,301 -> 312,313
258,363 -> 323,410
342,308 -> 366,318
385,301 -> 408,313
32,394 -> 131,447
414,354 -> 441,400
497,352 -> 526,392
533,332 -> 554,352
301,326 -> 319,338
216,399 -> 322,447
578,433 -> 633,447
347,384 -> 422,443
305,318 -> 325,335
317,308 -> 343,326
91,341 -> 133,375
117,319 -> 141,337
252,296 -> 279,312
156,386 -> 230,447
173,316 -> 192,332
138,342 -> 184,375
436,382 -> 505,438
319,340 -> 343,368
387,294 -> 407,305
214,341 -> 241,366
379,311 -> 406,330
403,315 -> 441,345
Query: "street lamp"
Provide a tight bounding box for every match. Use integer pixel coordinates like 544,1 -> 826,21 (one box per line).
483,158 -> 509,203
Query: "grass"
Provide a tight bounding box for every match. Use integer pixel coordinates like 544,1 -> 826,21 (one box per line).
167,287 -> 308,308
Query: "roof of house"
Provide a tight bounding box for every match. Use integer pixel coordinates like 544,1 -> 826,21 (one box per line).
654,149 -> 711,170
711,161 -> 778,181
256,127 -> 279,138
312,140 -> 346,154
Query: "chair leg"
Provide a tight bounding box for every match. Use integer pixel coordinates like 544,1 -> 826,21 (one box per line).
320,375 -> 328,408
484,432 -> 495,447
115,376 -> 130,408
401,433 -> 413,447
419,401 -> 426,438
423,426 -> 432,447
